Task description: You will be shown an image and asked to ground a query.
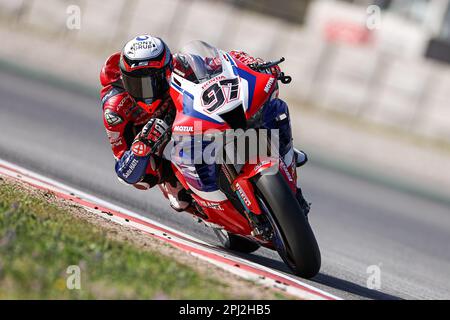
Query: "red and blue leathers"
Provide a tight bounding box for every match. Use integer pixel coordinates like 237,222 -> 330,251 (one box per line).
100,52 -> 174,190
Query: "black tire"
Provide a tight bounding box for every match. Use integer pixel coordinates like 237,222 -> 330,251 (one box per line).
213,229 -> 260,254
255,172 -> 321,278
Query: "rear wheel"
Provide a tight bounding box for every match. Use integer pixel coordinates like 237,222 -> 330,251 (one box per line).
254,172 -> 321,278
213,229 -> 260,254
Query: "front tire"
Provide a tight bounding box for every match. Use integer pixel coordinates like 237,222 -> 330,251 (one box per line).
255,172 -> 321,278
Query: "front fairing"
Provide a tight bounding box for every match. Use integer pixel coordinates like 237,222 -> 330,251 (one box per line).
169,43 -> 277,133
168,41 -> 284,215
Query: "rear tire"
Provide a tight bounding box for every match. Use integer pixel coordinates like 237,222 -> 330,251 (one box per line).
214,229 -> 260,254
255,172 -> 321,278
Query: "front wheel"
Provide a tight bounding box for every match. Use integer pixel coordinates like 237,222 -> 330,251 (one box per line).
254,172 -> 321,278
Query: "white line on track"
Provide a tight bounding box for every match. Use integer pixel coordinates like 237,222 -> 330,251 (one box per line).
0,158 -> 340,300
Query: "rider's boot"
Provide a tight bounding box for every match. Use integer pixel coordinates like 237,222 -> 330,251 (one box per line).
294,148 -> 308,167
160,179 -> 192,212
155,159 -> 193,212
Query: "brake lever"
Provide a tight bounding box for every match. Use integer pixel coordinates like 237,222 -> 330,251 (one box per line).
278,72 -> 292,84
248,57 -> 292,84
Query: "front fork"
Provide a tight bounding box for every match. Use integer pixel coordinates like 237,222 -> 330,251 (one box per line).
221,159 -> 280,240
220,124 -> 300,239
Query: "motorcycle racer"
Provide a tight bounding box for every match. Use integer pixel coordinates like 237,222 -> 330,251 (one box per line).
100,34 -> 309,215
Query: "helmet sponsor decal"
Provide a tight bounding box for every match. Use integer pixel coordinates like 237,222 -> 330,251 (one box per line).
135,35 -> 149,41
124,36 -> 163,60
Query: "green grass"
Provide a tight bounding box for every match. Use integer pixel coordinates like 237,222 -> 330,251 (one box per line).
0,181 -> 240,299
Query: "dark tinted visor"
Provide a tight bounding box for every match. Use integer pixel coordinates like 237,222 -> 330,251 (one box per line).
121,68 -> 167,103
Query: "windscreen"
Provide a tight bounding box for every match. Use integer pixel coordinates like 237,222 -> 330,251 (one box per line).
178,40 -> 223,84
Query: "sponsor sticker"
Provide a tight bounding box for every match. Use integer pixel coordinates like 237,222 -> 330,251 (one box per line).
135,35 -> 149,41
104,110 -> 123,126
123,158 -> 139,178
125,37 -> 163,59
280,160 -> 293,182
197,199 -> 224,211
174,125 -> 194,133
131,141 -> 150,157
264,77 -> 275,93
236,183 -> 251,207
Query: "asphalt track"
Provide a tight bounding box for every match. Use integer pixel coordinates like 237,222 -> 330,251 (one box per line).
1,69 -> 450,300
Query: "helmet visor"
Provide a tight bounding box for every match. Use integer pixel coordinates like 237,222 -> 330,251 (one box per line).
121,68 -> 168,103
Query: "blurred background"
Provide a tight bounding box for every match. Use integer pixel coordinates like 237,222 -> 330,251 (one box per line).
1,0 -> 450,197
1,0 -> 450,299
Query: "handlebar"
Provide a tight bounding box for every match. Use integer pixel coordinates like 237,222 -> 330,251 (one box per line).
257,57 -> 286,70
248,57 -> 292,84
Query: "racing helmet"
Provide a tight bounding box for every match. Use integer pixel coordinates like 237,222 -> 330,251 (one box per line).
119,35 -> 173,105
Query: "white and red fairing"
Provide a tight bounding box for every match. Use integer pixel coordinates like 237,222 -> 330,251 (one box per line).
168,42 -> 296,243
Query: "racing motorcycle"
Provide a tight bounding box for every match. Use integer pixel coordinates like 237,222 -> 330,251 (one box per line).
165,41 -> 321,278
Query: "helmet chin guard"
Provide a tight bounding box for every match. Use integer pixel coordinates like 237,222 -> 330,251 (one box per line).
136,99 -> 162,115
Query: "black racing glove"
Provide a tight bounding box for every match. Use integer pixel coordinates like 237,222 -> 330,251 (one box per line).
131,118 -> 170,158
